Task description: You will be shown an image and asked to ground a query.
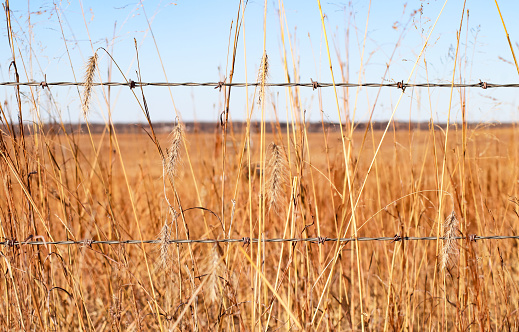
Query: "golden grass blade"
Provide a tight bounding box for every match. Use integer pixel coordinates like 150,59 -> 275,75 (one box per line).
238,246 -> 303,329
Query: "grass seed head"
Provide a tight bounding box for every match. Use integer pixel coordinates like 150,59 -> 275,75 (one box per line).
266,142 -> 289,215
257,52 -> 269,104
82,53 -> 98,117
202,244 -> 225,304
440,211 -> 459,270
157,209 -> 177,270
166,123 -> 185,180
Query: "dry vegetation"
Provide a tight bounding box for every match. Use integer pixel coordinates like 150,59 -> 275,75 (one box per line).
2,124 -> 519,330
2,0 -> 519,331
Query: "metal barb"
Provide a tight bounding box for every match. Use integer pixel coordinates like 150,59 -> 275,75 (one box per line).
390,234 -> 403,243
310,78 -> 320,90
396,80 -> 406,92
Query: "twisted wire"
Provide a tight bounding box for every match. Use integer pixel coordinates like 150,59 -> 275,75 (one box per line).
1,235 -> 517,247
0,81 -> 514,89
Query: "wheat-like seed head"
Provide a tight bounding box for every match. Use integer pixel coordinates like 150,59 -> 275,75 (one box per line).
166,123 -> 185,180
82,53 -> 98,117
201,244 -> 225,304
157,209 -> 177,270
440,211 -> 459,270
266,142 -> 289,215
257,52 -> 269,104
158,222 -> 170,270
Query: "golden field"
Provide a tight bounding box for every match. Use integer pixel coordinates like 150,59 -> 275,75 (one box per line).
1,123 -> 519,330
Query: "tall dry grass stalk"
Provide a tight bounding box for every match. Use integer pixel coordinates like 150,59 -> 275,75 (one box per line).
266,142 -> 289,214
82,53 -> 98,116
440,211 -> 459,270
166,122 -> 185,180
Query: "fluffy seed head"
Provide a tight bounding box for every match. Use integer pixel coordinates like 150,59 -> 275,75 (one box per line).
82,53 -> 98,117
157,209 -> 177,270
266,142 -> 289,214
202,244 -> 225,303
166,123 -> 184,180
257,52 -> 269,104
440,211 -> 459,270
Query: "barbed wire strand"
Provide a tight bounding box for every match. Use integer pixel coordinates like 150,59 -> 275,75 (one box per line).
0,81 -> 514,89
1,235 -> 517,247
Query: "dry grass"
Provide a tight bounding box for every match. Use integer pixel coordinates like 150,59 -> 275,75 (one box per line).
2,2 -> 519,331
2,125 -> 519,330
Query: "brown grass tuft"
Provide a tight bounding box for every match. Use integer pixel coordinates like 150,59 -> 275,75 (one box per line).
440,211 -> 459,270
109,294 -> 122,328
82,53 -> 98,116
266,142 -> 289,214
166,122 -> 185,180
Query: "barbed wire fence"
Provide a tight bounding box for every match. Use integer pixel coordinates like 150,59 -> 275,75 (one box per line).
1,235 -> 518,248
2,79 -> 519,248
0,80 -> 512,90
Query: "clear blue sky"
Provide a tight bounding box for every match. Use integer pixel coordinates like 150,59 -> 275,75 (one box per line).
1,0 -> 519,124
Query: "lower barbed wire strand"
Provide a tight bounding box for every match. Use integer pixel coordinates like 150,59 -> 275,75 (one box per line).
1,235 -> 518,246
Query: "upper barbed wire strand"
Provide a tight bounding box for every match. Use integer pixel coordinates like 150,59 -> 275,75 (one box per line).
0,81 -> 513,88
